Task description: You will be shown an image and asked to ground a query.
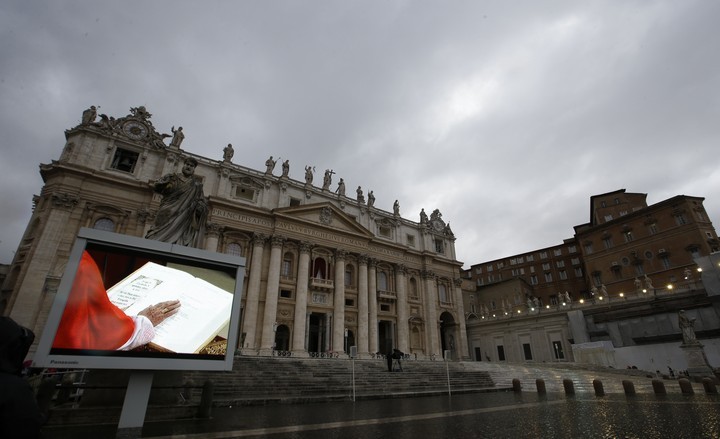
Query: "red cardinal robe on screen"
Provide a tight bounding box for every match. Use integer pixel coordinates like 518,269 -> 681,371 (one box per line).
52,251 -> 135,350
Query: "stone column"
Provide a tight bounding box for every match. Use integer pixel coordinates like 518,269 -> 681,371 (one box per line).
204,222 -> 222,252
453,278 -> 470,360
396,264 -> 409,353
357,255 -> 369,357
423,270 -> 440,357
9,192 -> 79,330
332,249 -> 346,353
260,236 -> 285,355
368,259 -> 378,355
291,242 -> 312,357
240,234 -> 266,352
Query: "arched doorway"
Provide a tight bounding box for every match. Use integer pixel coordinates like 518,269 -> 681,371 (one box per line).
439,312 -> 457,360
274,324 -> 290,351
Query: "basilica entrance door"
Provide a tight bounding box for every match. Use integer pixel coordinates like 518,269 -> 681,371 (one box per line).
308,313 -> 327,353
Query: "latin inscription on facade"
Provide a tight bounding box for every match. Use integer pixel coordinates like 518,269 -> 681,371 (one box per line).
211,208 -> 273,227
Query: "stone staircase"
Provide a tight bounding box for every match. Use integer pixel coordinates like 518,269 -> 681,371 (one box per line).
44,356 -> 713,426
184,356 -> 499,405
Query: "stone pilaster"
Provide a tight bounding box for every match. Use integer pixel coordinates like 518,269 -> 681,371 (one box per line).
332,249 -> 346,353
204,222 -> 222,252
453,277 -> 470,360
423,270 -> 440,357
396,264 -> 409,354
368,259 -> 378,355
240,233 -> 266,352
259,236 -> 286,355
291,242 -> 312,357
357,255 -> 369,357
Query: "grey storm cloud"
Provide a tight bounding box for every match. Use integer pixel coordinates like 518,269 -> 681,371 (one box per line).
1,0 -> 720,267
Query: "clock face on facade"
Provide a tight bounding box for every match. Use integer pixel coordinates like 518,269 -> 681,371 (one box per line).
432,219 -> 444,231
122,121 -> 148,140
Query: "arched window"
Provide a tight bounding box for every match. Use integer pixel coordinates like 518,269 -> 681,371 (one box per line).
313,258 -> 327,279
438,284 -> 448,303
408,278 -> 418,299
344,264 -> 355,287
93,217 -> 115,231
378,271 -> 388,291
226,242 -> 243,257
282,252 -> 295,278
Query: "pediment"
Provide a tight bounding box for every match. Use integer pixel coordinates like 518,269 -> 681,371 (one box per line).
274,202 -> 374,238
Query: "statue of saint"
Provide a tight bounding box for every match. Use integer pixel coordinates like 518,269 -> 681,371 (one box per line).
145,157 -> 208,247
644,275 -> 654,290
322,169 -> 334,190
356,186 -> 365,203
393,200 -> 400,216
265,156 -> 276,174
335,178 -> 346,196
82,105 -> 97,125
420,208 -> 428,224
634,277 -> 642,292
564,291 -> 571,303
367,191 -> 375,207
169,126 -> 184,148
223,143 -> 234,162
678,310 -> 698,344
304,165 -> 314,185
281,160 -> 290,177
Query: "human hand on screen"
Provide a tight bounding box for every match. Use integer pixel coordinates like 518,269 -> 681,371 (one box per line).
139,300 -> 181,326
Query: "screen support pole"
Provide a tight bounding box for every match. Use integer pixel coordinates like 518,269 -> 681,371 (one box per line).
116,370 -> 154,439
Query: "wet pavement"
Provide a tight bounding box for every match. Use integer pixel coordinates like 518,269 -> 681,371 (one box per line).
43,391 -> 720,439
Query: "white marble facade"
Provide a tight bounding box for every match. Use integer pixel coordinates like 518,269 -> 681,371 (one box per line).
2,106 -> 469,360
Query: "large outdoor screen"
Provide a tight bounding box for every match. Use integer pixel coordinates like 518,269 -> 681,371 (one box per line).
33,228 -> 245,371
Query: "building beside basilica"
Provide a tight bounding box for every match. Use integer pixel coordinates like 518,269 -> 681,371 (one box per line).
1,105 -> 468,360
463,189 -> 720,373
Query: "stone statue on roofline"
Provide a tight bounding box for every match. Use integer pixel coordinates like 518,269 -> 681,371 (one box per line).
223,143 -> 234,162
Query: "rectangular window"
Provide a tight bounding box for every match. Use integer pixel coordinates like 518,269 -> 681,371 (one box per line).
544,272 -> 553,282
574,267 -> 583,277
584,243 -> 594,254
604,214 -> 613,222
379,225 -> 392,238
380,304 -> 390,312
406,234 -> 415,247
235,186 -> 255,201
553,249 -> 562,256
434,239 -> 444,253
648,223 -> 658,235
592,273 -> 602,286
345,298 -> 355,307
556,260 -> 565,268
559,270 -> 567,280
635,265 -> 645,276
529,266 -> 535,273
603,237 -> 613,249
624,232 -> 633,242
568,245 -> 577,253
497,345 -> 505,361
475,267 -> 482,274
487,265 -> 493,272
530,275 -> 538,285
571,257 -> 580,265
540,252 -> 548,259
289,197 -> 301,207
280,289 -> 292,299
522,343 -> 533,360
552,341 -> 565,359
550,296 -> 558,305
110,148 -> 139,173
675,214 -> 687,225
526,255 -> 534,262
496,262 -> 505,269
542,263 -> 551,271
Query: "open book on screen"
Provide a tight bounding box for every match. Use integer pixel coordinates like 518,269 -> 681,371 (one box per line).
107,262 -> 234,354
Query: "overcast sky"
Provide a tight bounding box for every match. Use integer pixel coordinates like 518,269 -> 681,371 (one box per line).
2,1 -> 720,268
